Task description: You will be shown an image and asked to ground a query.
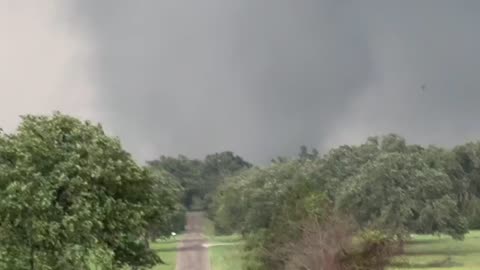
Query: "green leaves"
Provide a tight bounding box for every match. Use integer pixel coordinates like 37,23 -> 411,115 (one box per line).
337,152 -> 468,239
211,134 -> 478,269
147,151 -> 251,210
0,113 -> 177,269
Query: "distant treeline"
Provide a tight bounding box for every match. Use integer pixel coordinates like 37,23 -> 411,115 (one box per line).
147,151 -> 251,210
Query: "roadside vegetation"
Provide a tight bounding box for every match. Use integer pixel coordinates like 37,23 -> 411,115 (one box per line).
1,112 -> 479,270
206,231 -> 480,270
208,237 -> 244,270
209,135 -> 480,270
151,237 -> 181,270
391,230 -> 480,269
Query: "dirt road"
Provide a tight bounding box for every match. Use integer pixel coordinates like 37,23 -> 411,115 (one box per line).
176,212 -> 211,270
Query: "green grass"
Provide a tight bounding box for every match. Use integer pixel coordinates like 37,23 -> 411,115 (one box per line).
206,231 -> 480,270
203,215 -> 216,239
88,237 -> 180,270
208,234 -> 244,270
203,215 -> 245,270
389,230 -> 480,270
150,237 -> 181,270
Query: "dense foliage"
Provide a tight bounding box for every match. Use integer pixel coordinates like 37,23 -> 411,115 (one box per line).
212,135 -> 480,269
0,113 -> 180,269
147,151 -> 251,210
2,112 -> 479,270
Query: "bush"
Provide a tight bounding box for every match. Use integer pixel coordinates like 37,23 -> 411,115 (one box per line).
275,217 -> 398,270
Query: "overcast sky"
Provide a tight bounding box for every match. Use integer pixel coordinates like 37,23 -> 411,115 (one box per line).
2,1 -> 480,163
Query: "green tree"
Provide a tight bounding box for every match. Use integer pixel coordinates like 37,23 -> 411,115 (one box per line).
338,152 -> 468,239
143,169 -> 185,241
0,113 -> 173,269
453,142 -> 480,228
148,151 -> 251,210
379,133 -> 407,153
148,155 -> 204,208
211,134 -> 475,269
298,145 -> 319,161
202,151 -> 251,210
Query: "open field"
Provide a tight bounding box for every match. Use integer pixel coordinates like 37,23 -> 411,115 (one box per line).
390,230 -> 480,270
203,214 -> 244,270
208,234 -> 244,270
203,215 -> 216,240
150,213 -> 480,270
206,231 -> 480,270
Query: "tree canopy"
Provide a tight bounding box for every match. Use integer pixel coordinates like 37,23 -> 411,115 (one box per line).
147,151 -> 251,210
2,111 -> 480,270
0,113 -> 179,269
211,136 -> 480,269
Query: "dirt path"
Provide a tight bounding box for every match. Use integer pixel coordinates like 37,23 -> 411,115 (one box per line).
176,212 -> 211,270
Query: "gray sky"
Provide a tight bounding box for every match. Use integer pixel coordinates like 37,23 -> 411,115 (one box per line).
1,1 -> 96,130
3,1 -> 480,163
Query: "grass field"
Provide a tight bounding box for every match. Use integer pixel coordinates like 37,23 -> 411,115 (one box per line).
203,215 -> 245,270
207,231 -> 480,270
390,230 -> 480,270
151,237 -> 181,270
203,215 -> 216,240
208,234 -> 244,270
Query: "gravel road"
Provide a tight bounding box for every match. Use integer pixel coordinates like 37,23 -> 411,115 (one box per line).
175,212 -> 211,270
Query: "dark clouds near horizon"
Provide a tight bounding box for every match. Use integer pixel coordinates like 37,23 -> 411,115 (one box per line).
69,1 -> 480,163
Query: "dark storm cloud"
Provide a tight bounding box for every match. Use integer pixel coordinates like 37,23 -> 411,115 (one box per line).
327,1 -> 480,147
69,0 -> 480,163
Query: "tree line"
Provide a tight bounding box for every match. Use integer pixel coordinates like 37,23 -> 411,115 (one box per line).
2,112 -> 480,270
145,133 -> 480,269
147,152 -> 251,211
210,134 -> 480,269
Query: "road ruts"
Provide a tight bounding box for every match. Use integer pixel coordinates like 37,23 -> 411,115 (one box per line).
176,212 -> 211,270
